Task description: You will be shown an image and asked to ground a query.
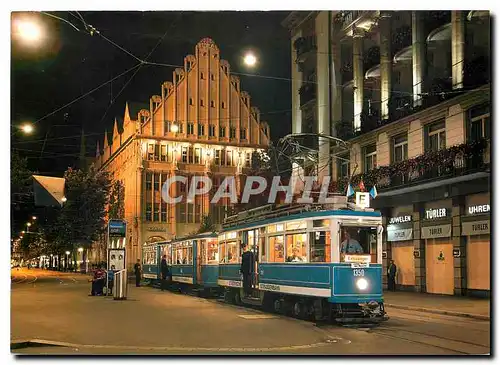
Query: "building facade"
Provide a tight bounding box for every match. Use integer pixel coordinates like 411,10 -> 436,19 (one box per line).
283,11 -> 490,297
94,38 -> 270,268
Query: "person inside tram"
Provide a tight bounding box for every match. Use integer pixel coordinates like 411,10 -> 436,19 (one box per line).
340,229 -> 364,254
286,247 -> 304,262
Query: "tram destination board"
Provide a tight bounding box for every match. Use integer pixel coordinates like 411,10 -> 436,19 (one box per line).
109,220 -> 127,238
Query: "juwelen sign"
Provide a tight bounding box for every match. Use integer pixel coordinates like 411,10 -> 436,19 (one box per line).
109,220 -> 126,237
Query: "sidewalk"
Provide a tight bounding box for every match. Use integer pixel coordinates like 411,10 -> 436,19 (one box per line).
383,291 -> 490,320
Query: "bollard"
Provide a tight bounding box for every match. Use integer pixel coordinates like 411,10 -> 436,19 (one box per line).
113,269 -> 128,300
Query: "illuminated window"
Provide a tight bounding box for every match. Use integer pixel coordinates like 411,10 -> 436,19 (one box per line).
160,145 -> 167,162
226,150 -> 232,166
147,144 -> 154,160
227,240 -> 238,264
146,172 -> 152,191
198,124 -> 205,136
310,231 -> 331,263
188,147 -> 194,164
205,239 -> 219,264
268,235 -> 284,263
245,152 -> 251,166
215,150 -> 221,165
219,242 -> 227,263
161,202 -> 168,222
285,234 -> 307,262
194,148 -> 201,164
182,147 -> 188,163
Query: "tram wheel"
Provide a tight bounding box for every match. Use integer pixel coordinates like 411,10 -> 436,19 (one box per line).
273,298 -> 282,314
234,290 -> 242,305
292,302 -> 304,318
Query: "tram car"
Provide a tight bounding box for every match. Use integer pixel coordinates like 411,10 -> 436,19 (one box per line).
168,232 -> 219,294
142,242 -> 160,281
217,197 -> 388,324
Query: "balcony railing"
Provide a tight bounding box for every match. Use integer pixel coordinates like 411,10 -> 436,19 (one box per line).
336,139 -> 488,193
293,36 -> 317,63
333,11 -> 366,31
299,83 -> 316,107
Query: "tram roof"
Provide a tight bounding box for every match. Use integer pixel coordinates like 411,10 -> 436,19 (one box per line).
221,209 -> 381,233
160,231 -> 218,246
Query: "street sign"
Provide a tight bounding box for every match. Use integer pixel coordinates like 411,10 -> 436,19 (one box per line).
109,220 -> 126,237
355,192 -> 370,209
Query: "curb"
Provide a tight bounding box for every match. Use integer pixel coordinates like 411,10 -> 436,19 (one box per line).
384,303 -> 490,321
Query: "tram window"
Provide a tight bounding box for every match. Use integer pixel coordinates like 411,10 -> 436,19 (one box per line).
268,235 -> 284,263
175,247 -> 184,264
206,240 -> 218,264
227,241 -> 238,264
219,242 -> 227,263
309,231 -> 331,263
285,234 -> 307,262
339,226 -> 377,263
259,236 -> 266,262
286,221 -> 307,230
186,244 -> 193,265
161,246 -> 171,265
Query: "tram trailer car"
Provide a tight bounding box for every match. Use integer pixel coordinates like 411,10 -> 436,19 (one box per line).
142,243 -> 160,282
217,203 -> 388,324
167,232 -> 220,295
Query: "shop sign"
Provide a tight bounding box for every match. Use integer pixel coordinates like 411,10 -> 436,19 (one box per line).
467,204 -> 490,216
421,224 -> 452,239
462,220 -> 490,235
387,228 -> 413,242
147,226 -> 165,232
453,248 -> 461,258
382,251 -> 387,259
109,219 -> 126,237
424,208 -> 448,220
388,215 -> 412,224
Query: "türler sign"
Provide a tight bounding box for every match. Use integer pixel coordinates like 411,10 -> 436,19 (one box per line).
389,215 -> 412,224
462,220 -> 490,235
467,204 -> 490,215
421,224 -> 452,239
425,208 -> 448,220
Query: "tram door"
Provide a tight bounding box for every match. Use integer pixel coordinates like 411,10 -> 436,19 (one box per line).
248,229 -> 259,288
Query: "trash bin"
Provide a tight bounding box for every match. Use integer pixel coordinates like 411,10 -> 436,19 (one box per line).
113,269 -> 128,300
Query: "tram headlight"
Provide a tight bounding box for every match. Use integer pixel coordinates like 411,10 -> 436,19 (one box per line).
356,278 -> 369,290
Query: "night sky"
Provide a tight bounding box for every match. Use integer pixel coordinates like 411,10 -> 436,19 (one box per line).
11,11 -> 292,175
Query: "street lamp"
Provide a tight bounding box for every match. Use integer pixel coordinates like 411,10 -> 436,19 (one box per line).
78,247 -> 83,253
26,222 -> 32,227
21,123 -> 34,134
14,18 -> 43,45
61,197 -> 67,203
32,216 -> 37,220
243,52 -> 257,67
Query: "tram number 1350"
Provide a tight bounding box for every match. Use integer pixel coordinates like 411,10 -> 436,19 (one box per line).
353,269 -> 365,277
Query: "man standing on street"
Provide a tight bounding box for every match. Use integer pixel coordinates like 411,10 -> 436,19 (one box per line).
240,244 -> 254,298
134,259 -> 142,287
387,260 -> 397,291
160,254 -> 170,291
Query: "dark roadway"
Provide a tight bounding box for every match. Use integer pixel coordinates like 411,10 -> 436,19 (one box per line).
11,269 -> 490,355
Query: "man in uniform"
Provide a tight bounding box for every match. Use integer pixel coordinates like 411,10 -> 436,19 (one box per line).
240,244 -> 255,298
134,259 -> 142,287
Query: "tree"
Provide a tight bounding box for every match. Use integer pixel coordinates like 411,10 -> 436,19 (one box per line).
11,152 -> 33,236
108,180 -> 125,219
44,165 -> 112,269
197,215 -> 215,234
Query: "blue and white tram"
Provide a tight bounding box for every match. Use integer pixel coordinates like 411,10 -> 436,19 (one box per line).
218,202 -> 388,323
142,242 -> 160,281
170,232 -> 219,293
